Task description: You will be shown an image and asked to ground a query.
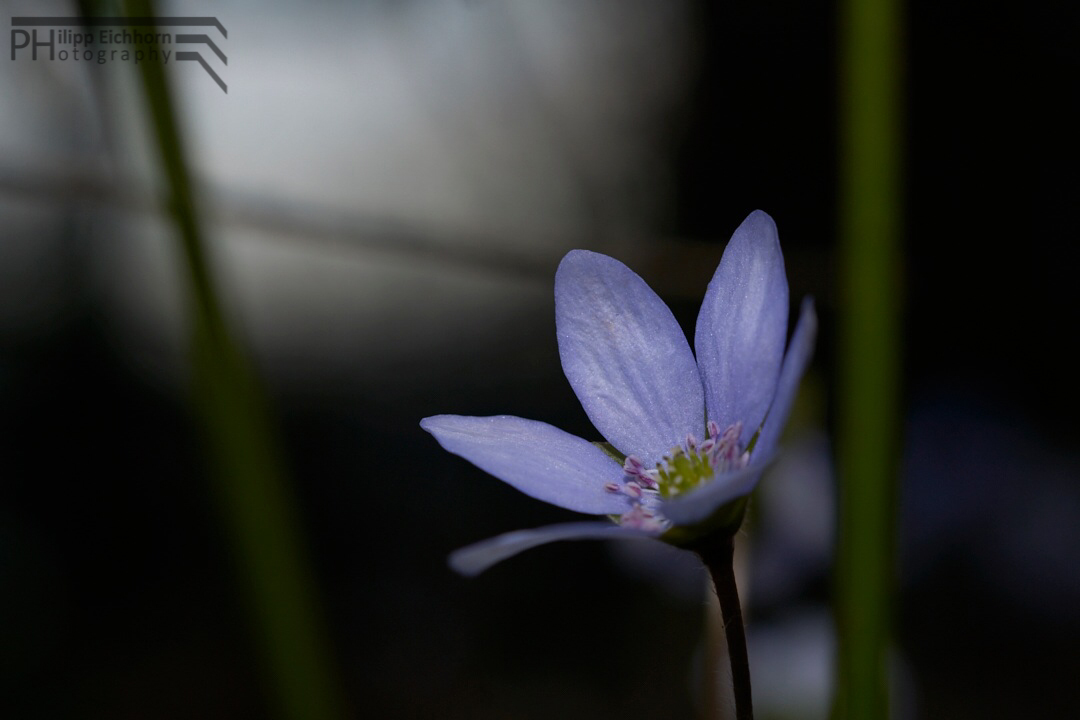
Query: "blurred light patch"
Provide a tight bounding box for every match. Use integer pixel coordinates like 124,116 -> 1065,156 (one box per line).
751,430 -> 835,608
1,0 -> 696,401
903,391 -> 1080,621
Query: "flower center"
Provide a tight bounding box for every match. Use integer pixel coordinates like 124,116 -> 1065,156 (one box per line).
605,421 -> 750,532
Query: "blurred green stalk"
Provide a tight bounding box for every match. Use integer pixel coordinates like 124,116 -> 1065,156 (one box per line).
834,0 -> 903,716
121,2 -> 345,718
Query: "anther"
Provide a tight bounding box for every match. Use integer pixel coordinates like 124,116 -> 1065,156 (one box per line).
618,503 -> 669,533
707,420 -> 721,439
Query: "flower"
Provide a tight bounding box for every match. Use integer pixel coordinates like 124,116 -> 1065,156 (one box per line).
421,211 -> 816,575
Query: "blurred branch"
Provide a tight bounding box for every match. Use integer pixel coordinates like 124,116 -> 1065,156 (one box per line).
0,160 -> 831,303
0,158 -> 552,281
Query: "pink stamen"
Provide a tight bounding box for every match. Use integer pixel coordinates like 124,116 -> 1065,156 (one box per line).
617,503 -> 668,533
707,420 -> 721,439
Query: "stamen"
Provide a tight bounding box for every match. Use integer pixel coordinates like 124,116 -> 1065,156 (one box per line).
618,503 -> 669,533
607,421 -> 749,532
654,422 -> 749,498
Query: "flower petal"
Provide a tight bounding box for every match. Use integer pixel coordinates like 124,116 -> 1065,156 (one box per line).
555,250 -> 704,464
663,300 -> 816,528
660,456 -> 772,526
695,210 -> 789,445
420,414 -> 628,514
752,297 -> 818,458
449,522 -> 657,576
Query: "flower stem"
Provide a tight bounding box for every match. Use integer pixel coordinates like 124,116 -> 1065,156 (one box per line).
697,534 -> 753,720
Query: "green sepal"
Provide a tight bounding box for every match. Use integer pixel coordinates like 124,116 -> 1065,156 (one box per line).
592,441 -> 626,464
661,494 -> 750,546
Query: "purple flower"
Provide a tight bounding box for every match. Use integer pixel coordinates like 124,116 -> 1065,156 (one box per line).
422,211 -> 816,575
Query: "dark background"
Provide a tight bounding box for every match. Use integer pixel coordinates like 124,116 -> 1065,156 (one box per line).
1,1 -> 1077,718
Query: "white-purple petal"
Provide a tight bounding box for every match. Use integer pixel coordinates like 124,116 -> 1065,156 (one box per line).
420,414 -> 627,514
555,249 -> 704,465
449,522 -> 656,576
752,297 -> 818,458
695,210 -> 789,445
660,457 -> 772,526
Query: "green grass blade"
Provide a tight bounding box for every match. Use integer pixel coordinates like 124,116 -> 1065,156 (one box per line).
121,2 -> 345,717
834,0 -> 904,716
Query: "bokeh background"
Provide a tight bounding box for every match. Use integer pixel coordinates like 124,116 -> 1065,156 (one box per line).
2,0 -> 1077,718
